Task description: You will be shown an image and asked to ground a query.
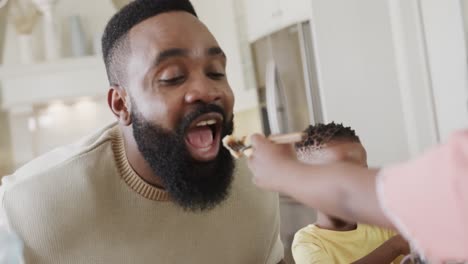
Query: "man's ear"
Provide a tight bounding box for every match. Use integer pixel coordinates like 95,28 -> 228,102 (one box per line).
108,86 -> 132,126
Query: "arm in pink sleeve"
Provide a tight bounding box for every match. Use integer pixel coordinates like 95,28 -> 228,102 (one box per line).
377,131 -> 468,263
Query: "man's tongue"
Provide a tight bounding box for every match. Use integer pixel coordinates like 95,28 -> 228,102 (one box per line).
187,127 -> 214,148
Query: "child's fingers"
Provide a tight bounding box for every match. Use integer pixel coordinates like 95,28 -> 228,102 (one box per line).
243,148 -> 254,158
277,142 -> 295,151
247,134 -> 268,158
249,133 -> 296,158
249,133 -> 267,147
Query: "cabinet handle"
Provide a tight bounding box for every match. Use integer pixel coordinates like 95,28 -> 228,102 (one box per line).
266,60 -> 289,134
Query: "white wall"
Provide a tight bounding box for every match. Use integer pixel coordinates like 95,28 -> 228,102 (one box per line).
387,0 -> 439,157
7,98 -> 115,169
33,99 -> 115,155
233,107 -> 263,137
0,57 -> 108,109
8,107 -> 35,169
192,0 -> 259,112
419,0 -> 468,141
310,0 -> 410,166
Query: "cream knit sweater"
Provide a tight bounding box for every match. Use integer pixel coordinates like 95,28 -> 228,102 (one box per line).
0,124 -> 283,264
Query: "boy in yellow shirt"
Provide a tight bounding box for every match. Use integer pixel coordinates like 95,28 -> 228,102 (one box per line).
292,123 -> 408,264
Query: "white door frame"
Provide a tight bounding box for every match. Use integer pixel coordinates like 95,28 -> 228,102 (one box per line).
388,0 -> 468,156
420,0 -> 468,141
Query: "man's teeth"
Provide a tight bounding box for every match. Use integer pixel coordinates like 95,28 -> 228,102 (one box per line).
196,119 -> 217,127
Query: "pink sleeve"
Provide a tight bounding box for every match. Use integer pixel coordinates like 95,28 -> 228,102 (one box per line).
377,130 -> 468,263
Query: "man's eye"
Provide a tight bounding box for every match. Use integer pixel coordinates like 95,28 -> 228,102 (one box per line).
159,76 -> 185,84
208,72 -> 225,80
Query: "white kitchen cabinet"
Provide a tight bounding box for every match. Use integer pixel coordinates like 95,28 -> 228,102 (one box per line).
279,0 -> 313,28
1,0 -> 116,64
0,0 -> 258,113
243,0 -> 281,41
243,0 -> 312,41
0,56 -> 108,109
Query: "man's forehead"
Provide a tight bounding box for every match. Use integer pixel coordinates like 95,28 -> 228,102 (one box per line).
300,142 -> 366,164
128,12 -> 217,54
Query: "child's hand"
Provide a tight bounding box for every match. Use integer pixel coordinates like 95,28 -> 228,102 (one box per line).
247,134 -> 299,192
390,235 -> 410,256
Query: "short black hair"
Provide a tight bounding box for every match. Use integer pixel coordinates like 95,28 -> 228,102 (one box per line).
101,0 -> 198,86
296,122 -> 360,150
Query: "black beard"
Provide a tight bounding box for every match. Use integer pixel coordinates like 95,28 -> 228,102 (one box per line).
131,103 -> 235,212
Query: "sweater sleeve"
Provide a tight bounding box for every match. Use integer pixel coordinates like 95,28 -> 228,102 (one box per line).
377,130 -> 468,263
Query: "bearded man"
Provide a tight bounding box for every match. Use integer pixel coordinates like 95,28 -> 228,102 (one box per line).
0,0 -> 284,263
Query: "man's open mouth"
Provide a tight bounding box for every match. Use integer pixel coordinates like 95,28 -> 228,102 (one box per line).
184,112 -> 223,161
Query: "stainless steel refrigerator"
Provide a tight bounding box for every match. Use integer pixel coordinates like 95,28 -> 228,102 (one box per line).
251,21 -> 322,263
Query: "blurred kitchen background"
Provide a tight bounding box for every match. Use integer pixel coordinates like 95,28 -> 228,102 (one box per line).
0,0 -> 467,262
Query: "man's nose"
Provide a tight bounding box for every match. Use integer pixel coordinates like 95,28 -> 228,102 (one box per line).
184,78 -> 223,105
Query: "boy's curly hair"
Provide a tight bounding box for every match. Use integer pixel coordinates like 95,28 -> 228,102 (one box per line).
295,122 -> 360,151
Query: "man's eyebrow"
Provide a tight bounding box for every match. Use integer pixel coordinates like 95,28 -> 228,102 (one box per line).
153,47 -> 225,67
207,47 -> 226,58
153,48 -> 189,67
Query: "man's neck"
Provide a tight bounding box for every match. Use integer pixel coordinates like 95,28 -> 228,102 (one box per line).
121,126 -> 165,189
315,212 -> 357,231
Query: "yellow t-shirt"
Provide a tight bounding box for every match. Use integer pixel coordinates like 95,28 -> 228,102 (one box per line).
292,224 -> 404,264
